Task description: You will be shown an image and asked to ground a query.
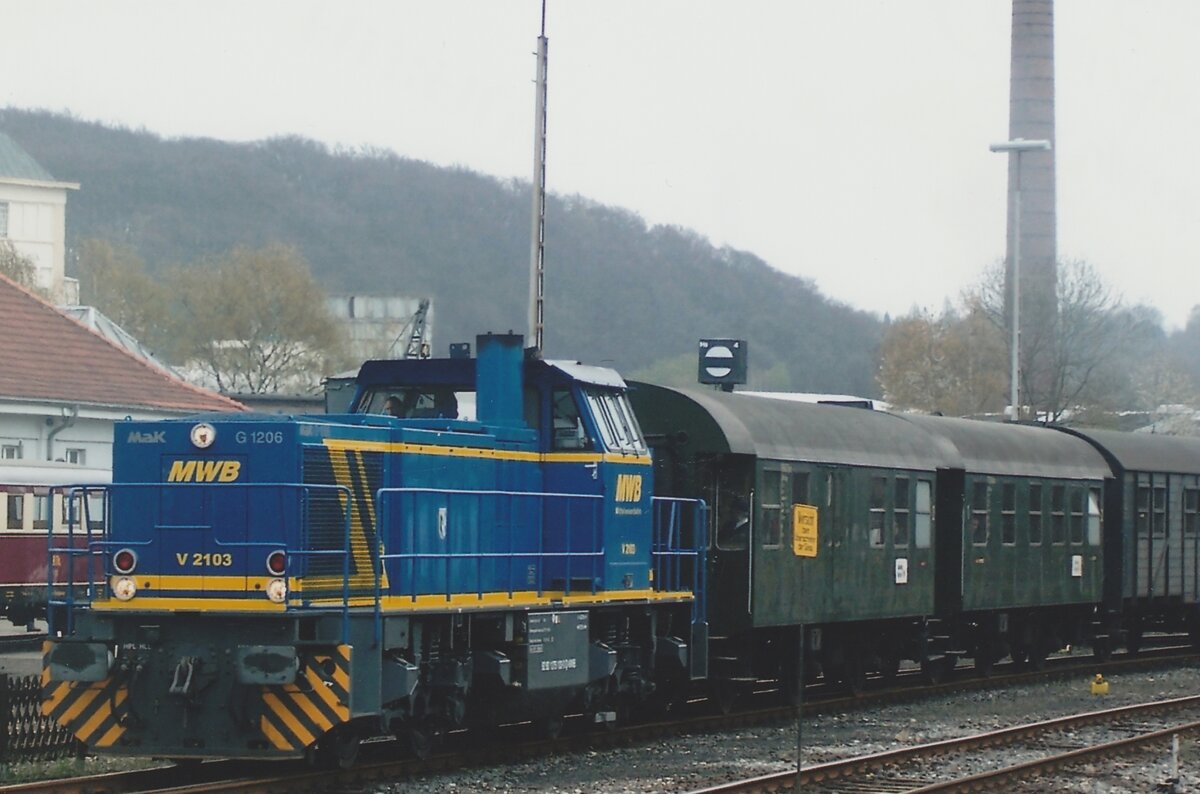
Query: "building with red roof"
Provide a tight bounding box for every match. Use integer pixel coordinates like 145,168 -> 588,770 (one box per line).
0,273 -> 243,470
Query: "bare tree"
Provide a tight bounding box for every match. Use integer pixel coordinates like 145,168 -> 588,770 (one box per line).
0,240 -> 42,294
976,260 -> 1152,422
169,244 -> 345,394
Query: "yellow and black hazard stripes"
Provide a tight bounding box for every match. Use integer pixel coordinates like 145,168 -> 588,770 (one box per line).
302,445 -> 388,593
259,645 -> 352,752
40,662 -> 129,748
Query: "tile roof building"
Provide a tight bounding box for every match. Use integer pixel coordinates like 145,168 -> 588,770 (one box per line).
0,274 -> 243,470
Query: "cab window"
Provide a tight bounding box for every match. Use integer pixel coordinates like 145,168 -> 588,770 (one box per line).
551,389 -> 589,450
583,389 -> 647,454
362,386 -> 468,419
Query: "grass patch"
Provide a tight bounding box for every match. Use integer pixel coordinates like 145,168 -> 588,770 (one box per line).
0,754 -> 160,783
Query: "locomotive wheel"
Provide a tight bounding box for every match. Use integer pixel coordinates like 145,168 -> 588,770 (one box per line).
405,723 -> 440,761
335,734 -> 360,769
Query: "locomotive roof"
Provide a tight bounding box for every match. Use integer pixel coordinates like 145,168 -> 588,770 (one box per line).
355,357 -> 627,389
898,414 -> 1111,480
628,383 -> 955,471
1062,427 -> 1200,475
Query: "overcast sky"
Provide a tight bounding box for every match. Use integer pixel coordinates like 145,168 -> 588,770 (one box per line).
3,1 -> 1198,329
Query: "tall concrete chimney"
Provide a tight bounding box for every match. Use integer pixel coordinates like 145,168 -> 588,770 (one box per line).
1005,0 -> 1057,400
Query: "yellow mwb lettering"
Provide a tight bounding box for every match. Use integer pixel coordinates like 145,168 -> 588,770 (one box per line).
615,474 -> 643,503
167,460 -> 242,483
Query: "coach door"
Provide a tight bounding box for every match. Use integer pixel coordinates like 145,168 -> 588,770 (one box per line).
1136,477 -> 1171,598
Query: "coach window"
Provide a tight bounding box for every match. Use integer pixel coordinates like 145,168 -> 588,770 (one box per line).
1184,489 -> 1199,536
1069,489 -> 1085,544
760,470 -> 784,548
792,471 -> 810,506
1050,485 -> 1066,544
970,480 -> 989,545
1152,486 -> 1167,537
87,492 -> 107,531
914,480 -> 932,548
716,466 -> 753,551
1136,486 -> 1150,537
869,476 -> 886,548
32,493 -> 50,531
5,494 -> 22,530
1088,488 -> 1103,545
1001,482 -> 1016,545
1028,484 -> 1043,544
893,477 -> 909,548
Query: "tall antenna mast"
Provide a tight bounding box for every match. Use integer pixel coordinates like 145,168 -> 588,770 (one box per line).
527,0 -> 548,353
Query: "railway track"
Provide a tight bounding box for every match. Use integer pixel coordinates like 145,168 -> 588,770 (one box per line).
2,647 -> 1195,794
691,694 -> 1200,793
0,631 -> 44,652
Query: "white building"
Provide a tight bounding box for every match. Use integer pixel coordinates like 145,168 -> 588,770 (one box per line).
0,132 -> 79,303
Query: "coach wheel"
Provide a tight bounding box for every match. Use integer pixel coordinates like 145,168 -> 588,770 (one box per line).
1126,629 -> 1143,656
920,657 -> 947,685
841,657 -> 867,697
1092,636 -> 1112,662
878,653 -> 901,686
714,680 -> 739,715
539,714 -> 565,740
974,650 -> 994,678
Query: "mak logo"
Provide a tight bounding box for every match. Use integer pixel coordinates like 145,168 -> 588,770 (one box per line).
167,459 -> 242,483
615,473 -> 643,503
127,431 -> 166,444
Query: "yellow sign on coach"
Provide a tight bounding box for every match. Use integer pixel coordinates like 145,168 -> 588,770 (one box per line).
792,504 -> 818,557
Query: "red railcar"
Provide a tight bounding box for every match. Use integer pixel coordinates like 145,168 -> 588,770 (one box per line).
0,460 -> 110,627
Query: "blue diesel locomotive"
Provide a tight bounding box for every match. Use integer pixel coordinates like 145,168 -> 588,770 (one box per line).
41,334 -> 707,762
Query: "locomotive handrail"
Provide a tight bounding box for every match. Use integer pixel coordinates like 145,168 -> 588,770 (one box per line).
48,481 -> 356,643
371,486 -> 708,647
651,496 -> 709,625
373,486 -> 607,644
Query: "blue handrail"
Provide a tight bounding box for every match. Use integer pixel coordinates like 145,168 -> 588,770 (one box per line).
48,482 -> 354,643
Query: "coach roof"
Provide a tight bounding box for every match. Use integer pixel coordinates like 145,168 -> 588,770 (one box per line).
1064,427 -> 1200,475
629,383 -> 955,471
900,415 -> 1111,480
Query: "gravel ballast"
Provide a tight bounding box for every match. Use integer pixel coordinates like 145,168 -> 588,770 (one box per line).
357,665 -> 1200,793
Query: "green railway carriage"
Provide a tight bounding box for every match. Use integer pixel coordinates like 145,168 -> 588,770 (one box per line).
903,415 -> 1111,669
629,384 -> 956,695
1064,428 -> 1200,649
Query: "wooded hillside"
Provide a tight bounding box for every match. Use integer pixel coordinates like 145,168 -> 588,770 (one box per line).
0,108 -> 883,395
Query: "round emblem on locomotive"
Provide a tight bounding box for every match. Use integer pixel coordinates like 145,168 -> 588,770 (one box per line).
190,422 -> 217,449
